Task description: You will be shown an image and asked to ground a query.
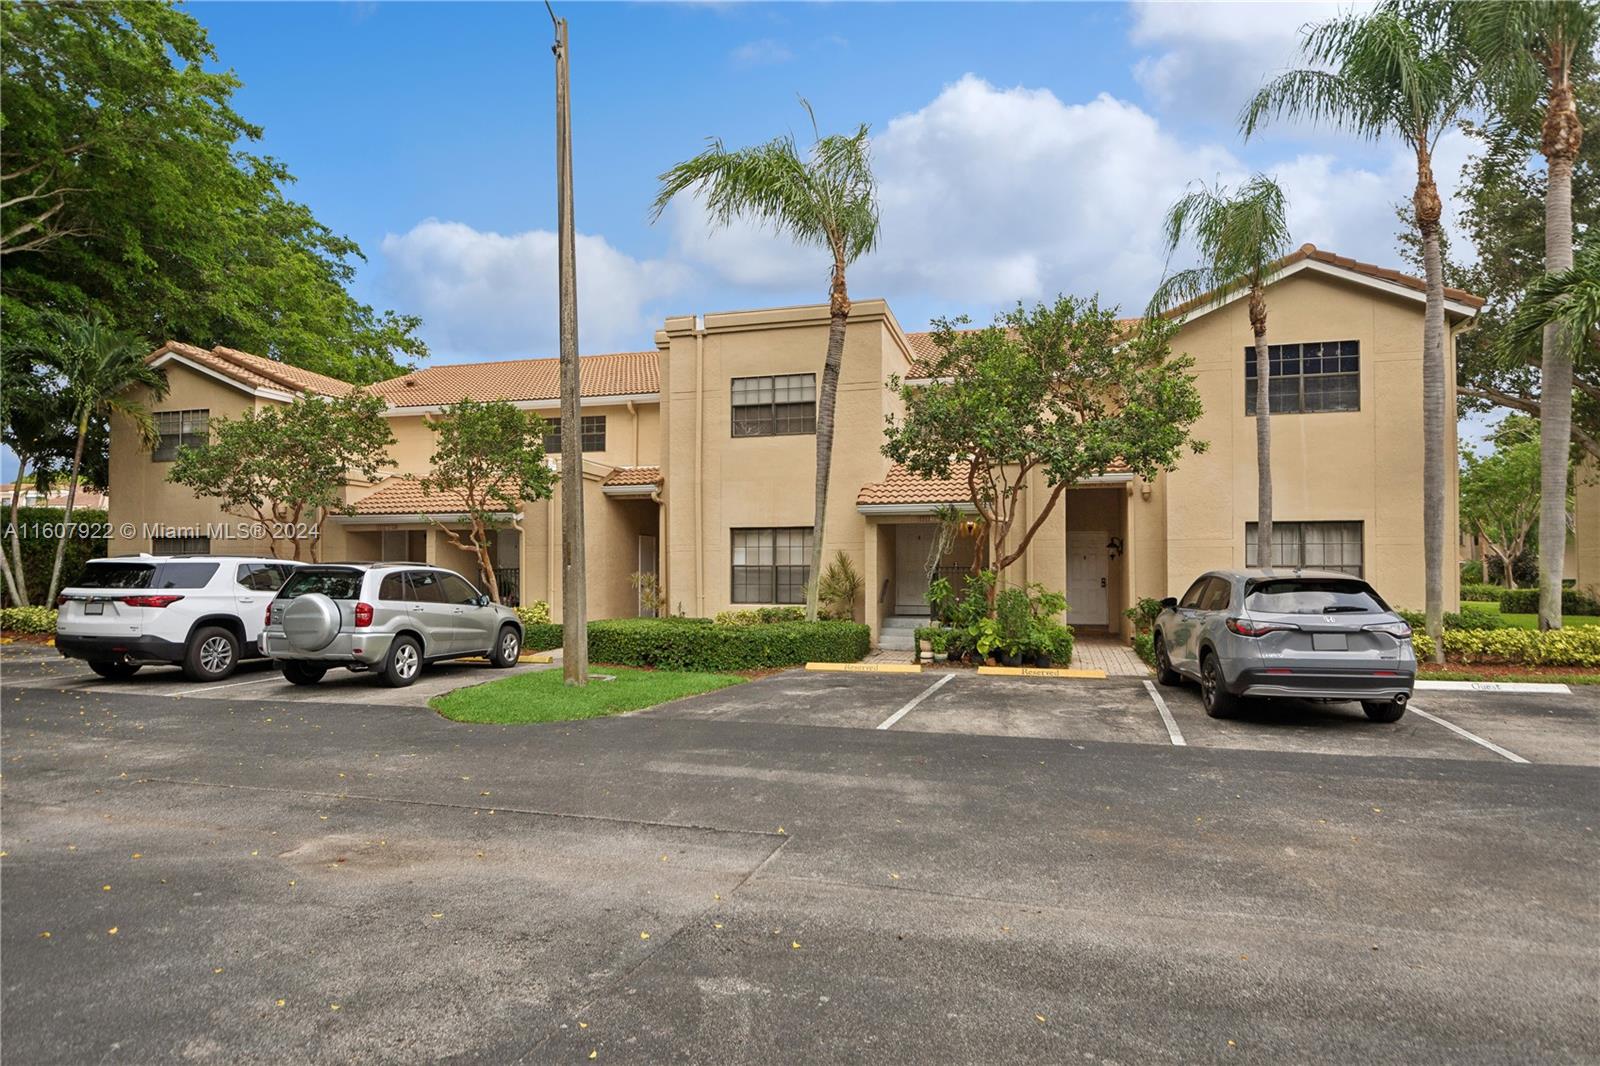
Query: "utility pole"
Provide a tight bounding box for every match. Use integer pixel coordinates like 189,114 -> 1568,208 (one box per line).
551,7 -> 587,685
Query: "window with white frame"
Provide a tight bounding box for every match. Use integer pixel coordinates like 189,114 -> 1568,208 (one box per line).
1245,521 -> 1364,575
1245,340 -> 1359,415
731,527 -> 812,603
731,374 -> 816,437
152,410 -> 209,461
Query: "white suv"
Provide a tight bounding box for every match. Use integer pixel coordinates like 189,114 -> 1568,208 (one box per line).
55,555 -> 300,682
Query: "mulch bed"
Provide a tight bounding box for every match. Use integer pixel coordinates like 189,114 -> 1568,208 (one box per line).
0,631 -> 54,646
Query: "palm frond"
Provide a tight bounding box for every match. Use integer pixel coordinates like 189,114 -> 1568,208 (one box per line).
1498,246 -> 1600,364
1149,174 -> 1293,318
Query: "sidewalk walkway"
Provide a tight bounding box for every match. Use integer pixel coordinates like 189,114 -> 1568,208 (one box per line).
1070,635 -> 1148,677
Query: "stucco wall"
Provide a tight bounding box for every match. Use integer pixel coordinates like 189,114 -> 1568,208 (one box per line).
1576,457 -> 1600,594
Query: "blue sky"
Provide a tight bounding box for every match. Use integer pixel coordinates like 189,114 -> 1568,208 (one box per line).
11,1 -> 1503,481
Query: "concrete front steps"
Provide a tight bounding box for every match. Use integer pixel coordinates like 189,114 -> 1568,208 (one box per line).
877,614 -> 930,652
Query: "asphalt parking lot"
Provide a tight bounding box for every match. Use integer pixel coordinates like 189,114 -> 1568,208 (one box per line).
3,650 -> 1597,1063
650,666 -> 1600,767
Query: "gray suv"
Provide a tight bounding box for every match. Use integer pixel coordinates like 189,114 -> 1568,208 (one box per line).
260,563 -> 523,687
1152,569 -> 1415,722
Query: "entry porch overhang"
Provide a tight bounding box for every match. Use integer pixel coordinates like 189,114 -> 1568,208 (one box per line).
856,462 -> 1135,515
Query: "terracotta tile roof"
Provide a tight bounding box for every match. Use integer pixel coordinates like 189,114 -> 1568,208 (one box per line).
152,342 -> 354,397
370,351 -> 660,408
351,477 -> 519,516
858,460 -> 1134,506
602,466 -> 662,487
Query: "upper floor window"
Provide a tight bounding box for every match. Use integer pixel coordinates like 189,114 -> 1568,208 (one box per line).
152,409 -> 209,461
1245,520 -> 1363,576
731,374 -> 816,437
542,415 -> 606,453
151,535 -> 210,555
1244,340 -> 1359,415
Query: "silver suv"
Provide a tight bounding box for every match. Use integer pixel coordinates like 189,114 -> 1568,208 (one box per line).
260,563 -> 524,687
1152,568 -> 1416,722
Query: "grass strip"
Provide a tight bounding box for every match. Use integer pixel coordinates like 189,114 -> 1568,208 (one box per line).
430,665 -> 745,723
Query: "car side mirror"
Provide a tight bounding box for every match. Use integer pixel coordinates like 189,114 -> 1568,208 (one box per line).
475,593 -> 491,607
1160,597 -> 1178,609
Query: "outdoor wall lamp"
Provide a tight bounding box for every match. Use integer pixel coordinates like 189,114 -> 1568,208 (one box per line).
1106,536 -> 1124,560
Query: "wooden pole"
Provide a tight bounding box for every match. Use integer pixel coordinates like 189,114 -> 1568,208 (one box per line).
553,14 -> 587,684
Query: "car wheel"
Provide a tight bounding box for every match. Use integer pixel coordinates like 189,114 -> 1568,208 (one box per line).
88,660 -> 141,681
282,661 -> 327,686
490,625 -> 521,668
1153,633 -> 1182,687
183,626 -> 239,682
380,635 -> 422,688
1199,653 -> 1237,719
1362,698 -> 1407,723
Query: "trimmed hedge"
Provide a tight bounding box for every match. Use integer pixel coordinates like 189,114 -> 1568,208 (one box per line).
1413,626 -> 1600,667
521,622 -> 564,652
1498,588 -> 1600,615
516,601 -> 552,625
1,605 -> 57,634
588,617 -> 869,670
1460,583 -> 1505,602
713,607 -> 806,625
1397,608 -> 1506,632
2,507 -> 109,606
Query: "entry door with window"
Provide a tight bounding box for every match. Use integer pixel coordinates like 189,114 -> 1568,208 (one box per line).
1066,532 -> 1109,625
895,525 -> 933,615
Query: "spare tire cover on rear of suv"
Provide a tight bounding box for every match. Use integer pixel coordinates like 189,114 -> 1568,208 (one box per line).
283,594 -> 342,651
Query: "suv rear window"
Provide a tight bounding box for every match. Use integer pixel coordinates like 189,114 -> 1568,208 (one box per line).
278,567 -> 364,601
75,561 -> 156,589
1245,578 -> 1388,615
152,562 -> 219,589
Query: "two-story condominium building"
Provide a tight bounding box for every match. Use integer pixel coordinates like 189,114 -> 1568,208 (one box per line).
108,245 -> 1497,644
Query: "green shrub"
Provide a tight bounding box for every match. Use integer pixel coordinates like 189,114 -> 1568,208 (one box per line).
816,550 -> 864,621
713,607 -> 806,626
1397,608 -> 1506,632
1499,588 -> 1600,615
1460,560 -> 1484,585
994,587 -> 1032,658
520,622 -> 563,651
516,601 -> 552,626
1123,596 -> 1163,635
1,605 -> 57,634
1,507 -> 110,606
587,617 -> 869,670
1131,632 -> 1155,667
1460,583 -> 1505,602
1413,626 -> 1600,667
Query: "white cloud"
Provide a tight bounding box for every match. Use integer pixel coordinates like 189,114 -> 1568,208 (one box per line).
1129,1 -> 1369,124
730,38 -> 792,68
379,220 -> 690,360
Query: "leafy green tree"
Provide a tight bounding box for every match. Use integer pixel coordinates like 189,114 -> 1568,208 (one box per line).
882,298 -> 1207,594
167,391 -> 398,562
651,101 -> 880,622
1460,416 -> 1562,589
1,1 -> 425,385
1149,175 -> 1293,570
1243,6 -> 1476,661
421,399 -> 558,604
1461,0 -> 1599,630
35,313 -> 168,604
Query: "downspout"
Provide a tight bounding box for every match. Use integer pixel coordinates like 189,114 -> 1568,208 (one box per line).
694,318 -> 705,617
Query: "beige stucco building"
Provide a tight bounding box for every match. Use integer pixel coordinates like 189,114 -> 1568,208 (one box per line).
108,244 -> 1510,644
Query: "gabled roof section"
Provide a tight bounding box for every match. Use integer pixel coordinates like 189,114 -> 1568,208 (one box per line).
602,465 -> 662,488
148,342 -> 355,398
370,351 -> 660,409
350,476 -> 519,516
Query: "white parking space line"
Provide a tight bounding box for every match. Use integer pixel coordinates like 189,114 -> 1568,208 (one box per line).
1410,705 -> 1530,764
1142,681 -> 1187,747
876,673 -> 954,730
177,674 -> 286,698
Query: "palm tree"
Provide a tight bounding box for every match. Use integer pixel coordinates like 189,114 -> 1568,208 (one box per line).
40,313 -> 167,604
1500,245 -> 1600,373
1463,0 -> 1599,630
651,101 -> 879,622
1242,8 -> 1475,663
1149,175 -> 1293,570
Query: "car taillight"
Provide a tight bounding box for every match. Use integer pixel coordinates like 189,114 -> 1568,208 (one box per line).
265,603 -> 274,627
56,594 -> 68,606
1225,616 -> 1299,637
122,594 -> 184,608
354,602 -> 374,628
1363,620 -> 1413,638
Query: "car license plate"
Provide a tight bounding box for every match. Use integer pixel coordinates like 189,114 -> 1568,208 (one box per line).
1312,633 -> 1347,651
85,600 -> 104,615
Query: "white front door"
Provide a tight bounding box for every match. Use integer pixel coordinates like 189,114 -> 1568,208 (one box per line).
1066,531 -> 1108,625
894,525 -> 933,615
